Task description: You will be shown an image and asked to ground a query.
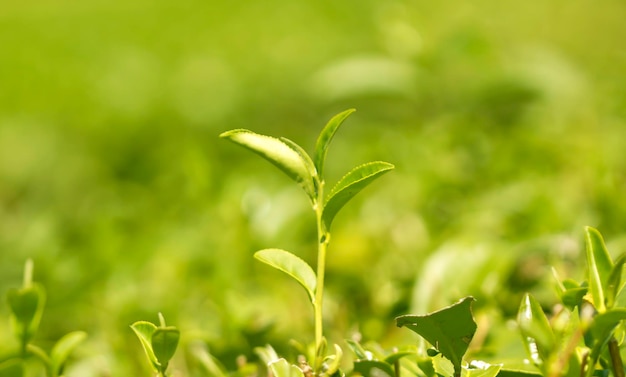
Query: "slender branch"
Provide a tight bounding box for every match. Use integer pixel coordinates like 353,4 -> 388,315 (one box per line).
314,180 -> 327,357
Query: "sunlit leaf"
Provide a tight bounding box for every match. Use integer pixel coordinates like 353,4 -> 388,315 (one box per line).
585,226 -> 613,313
130,321 -> 159,370
255,249 -> 316,303
396,297 -> 477,377
466,360 -> 502,377
220,129 -> 317,202
322,161 -> 394,230
314,108 -> 356,177
517,293 -> 555,366
268,358 -> 304,377
50,331 -> 87,376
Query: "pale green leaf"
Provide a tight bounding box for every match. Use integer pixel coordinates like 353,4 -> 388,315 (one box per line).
50,331 -> 87,376
220,129 -> 316,202
254,249 -> 316,303
517,293 -> 555,365
465,361 -> 502,377
314,108 -> 356,177
396,297 -> 476,377
268,358 -> 304,377
322,161 -> 394,230
130,321 -> 159,370
585,226 -> 613,312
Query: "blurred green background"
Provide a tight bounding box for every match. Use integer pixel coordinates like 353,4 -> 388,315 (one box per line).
2,0 -> 626,375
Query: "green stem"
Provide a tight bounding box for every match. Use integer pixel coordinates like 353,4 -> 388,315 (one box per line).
314,181 -> 329,369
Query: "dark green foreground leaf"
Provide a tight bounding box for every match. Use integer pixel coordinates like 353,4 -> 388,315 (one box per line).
396,297 -> 477,377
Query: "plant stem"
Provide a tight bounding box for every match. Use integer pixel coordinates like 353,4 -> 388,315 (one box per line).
314,182 -> 329,364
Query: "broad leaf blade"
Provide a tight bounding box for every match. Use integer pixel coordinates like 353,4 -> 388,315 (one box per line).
517,293 -> 555,365
130,321 -> 159,370
314,108 -> 356,177
396,297 -> 477,377
589,308 -> 626,343
50,331 -> 87,376
322,161 -> 394,230
254,249 -> 317,303
585,226 -> 613,312
220,129 -> 316,201
152,327 -> 180,368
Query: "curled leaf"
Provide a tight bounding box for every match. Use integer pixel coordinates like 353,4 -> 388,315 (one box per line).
255,249 -> 317,303
220,129 -> 317,202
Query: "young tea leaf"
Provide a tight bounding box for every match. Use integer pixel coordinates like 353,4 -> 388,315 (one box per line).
152,327 -> 180,369
50,331 -> 87,376
268,358 -> 304,377
322,161 -> 394,230
517,293 -> 555,366
130,321 -> 160,370
585,226 -> 613,313
7,283 -> 46,345
314,108 -> 356,177
220,129 -> 317,202
396,297 -> 477,377
254,249 -> 317,303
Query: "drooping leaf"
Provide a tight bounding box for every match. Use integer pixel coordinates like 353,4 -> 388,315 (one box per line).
396,297 -> 477,377
605,253 -> 626,309
589,308 -> 626,343
353,360 -> 394,377
7,283 -> 46,344
255,249 -> 317,303
322,161 -> 394,230
152,327 -> 180,369
585,226 -> 613,313
130,321 -> 159,370
220,129 -> 317,202
314,108 -> 356,177
50,331 -> 87,376
517,293 -> 555,366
